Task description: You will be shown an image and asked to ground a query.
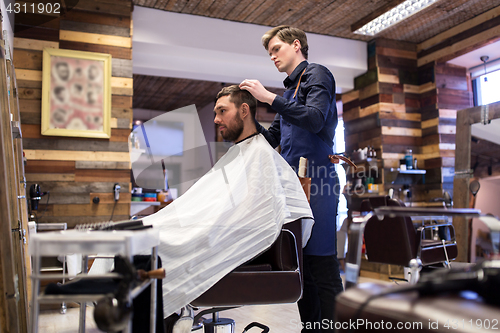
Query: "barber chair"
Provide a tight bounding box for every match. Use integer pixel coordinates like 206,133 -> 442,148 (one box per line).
336,207 -> 497,333
335,278 -> 500,333
360,196 -> 457,283
184,219 -> 303,333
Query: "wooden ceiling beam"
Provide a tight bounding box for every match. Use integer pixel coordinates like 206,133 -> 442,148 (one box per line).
418,5 -> 500,52
417,6 -> 500,66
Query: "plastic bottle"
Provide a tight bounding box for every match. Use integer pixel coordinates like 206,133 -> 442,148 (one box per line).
405,149 -> 413,170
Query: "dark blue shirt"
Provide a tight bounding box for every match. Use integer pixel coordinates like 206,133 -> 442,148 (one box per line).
257,60 -> 339,256
257,61 -> 337,153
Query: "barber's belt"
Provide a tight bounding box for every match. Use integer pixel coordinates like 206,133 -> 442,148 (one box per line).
328,155 -> 357,171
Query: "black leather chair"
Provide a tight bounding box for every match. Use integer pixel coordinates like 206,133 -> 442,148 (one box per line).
337,206 -> 488,333
188,219 -> 303,332
361,196 -> 457,282
336,280 -> 499,332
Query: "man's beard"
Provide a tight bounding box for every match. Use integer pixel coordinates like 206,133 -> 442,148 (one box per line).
221,114 -> 244,142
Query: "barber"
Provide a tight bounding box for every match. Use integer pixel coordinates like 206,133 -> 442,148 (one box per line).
240,25 -> 342,332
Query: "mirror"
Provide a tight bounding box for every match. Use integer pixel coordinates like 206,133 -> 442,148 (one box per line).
469,180 -> 481,197
454,101 -> 500,262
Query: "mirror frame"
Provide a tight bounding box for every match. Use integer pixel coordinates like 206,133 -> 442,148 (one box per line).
453,101 -> 500,262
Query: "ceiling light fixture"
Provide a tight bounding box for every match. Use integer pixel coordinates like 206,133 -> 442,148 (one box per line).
353,0 -> 440,36
480,55 -> 489,82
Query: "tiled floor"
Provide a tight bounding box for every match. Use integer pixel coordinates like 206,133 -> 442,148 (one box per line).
36,302 -> 300,333
38,306 -> 100,333
35,276 -> 394,333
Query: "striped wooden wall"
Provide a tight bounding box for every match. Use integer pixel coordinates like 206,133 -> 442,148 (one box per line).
342,4 -> 499,206
421,63 -> 471,196
413,4 -> 495,199
14,1 -> 133,227
343,37 -> 471,204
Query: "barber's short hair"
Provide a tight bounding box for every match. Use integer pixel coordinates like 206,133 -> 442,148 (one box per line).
216,85 -> 257,118
262,25 -> 309,59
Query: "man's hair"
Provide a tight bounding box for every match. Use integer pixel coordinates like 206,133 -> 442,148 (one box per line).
262,25 -> 309,59
216,85 -> 257,118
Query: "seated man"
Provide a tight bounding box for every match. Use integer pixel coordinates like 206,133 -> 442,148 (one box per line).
142,85 -> 314,317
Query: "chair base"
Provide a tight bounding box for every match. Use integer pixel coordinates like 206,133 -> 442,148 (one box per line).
202,318 -> 235,333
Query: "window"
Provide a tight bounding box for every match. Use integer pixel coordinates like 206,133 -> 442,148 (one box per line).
473,69 -> 500,106
334,118 -> 348,229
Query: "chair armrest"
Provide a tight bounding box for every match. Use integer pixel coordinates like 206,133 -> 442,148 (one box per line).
239,219 -> 302,272
36,223 -> 67,231
246,229 -> 299,271
416,224 -> 458,266
416,224 -> 456,247
345,214 -> 372,289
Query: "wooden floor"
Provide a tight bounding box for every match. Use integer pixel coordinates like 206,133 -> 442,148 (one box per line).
36,275 -> 394,333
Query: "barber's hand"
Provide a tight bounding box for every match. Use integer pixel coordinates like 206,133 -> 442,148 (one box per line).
239,79 -> 276,105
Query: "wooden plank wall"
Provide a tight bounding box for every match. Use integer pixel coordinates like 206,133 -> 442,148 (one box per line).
14,1 -> 133,228
344,38 -> 420,199
421,63 -> 471,197
343,6 -> 499,206
343,38 -> 471,204
413,5 -> 495,201
344,38 -> 421,162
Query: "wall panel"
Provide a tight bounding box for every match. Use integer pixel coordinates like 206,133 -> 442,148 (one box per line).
343,37 -> 471,208
14,3 -> 133,225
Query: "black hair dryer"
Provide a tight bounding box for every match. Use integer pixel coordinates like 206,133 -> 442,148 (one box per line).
29,184 -> 45,211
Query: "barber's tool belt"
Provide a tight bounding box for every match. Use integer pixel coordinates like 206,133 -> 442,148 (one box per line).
299,177 -> 311,203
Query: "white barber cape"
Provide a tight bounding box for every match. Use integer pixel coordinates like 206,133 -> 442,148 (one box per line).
142,134 -> 313,316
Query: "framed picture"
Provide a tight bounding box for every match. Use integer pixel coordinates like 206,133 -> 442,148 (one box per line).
41,48 -> 112,138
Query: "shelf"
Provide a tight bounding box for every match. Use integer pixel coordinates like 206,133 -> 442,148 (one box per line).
343,159 -> 381,176
130,201 -> 161,216
343,185 -> 384,198
374,206 -> 481,218
348,158 -> 380,167
36,278 -> 153,305
390,168 -> 426,175
130,201 -> 161,205
29,229 -> 160,256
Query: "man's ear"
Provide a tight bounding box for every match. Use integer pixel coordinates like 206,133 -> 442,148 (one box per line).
240,103 -> 250,119
293,39 -> 301,53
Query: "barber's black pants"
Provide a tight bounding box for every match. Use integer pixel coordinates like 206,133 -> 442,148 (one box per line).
298,254 -> 344,332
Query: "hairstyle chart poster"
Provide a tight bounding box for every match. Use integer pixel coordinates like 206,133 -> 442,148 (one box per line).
50,56 -> 104,131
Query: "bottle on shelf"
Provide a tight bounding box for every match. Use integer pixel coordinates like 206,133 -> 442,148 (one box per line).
405,148 -> 413,170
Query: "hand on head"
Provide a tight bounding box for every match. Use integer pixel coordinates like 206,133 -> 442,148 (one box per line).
239,79 -> 276,105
